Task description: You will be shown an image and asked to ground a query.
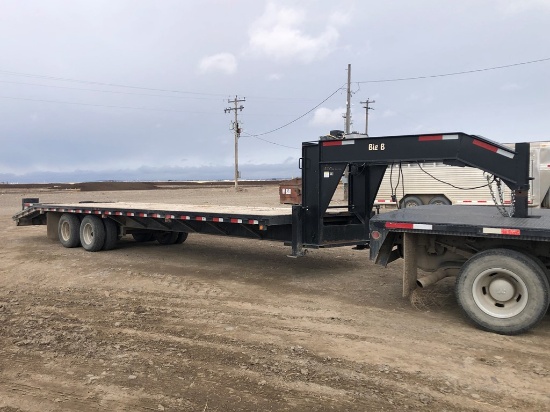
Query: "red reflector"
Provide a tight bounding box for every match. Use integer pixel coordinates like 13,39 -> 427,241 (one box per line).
473,139 -> 498,153
322,140 -> 342,146
501,229 -> 521,236
385,222 -> 414,229
419,135 -> 443,141
371,231 -> 381,240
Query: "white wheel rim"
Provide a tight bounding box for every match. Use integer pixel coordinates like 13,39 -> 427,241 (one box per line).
82,222 -> 94,245
61,221 -> 71,241
472,267 -> 529,318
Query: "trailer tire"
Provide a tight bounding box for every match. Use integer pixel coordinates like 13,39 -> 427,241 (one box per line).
174,232 -> 188,244
456,249 -> 550,335
102,218 -> 119,251
154,231 -> 179,245
58,213 -> 81,248
401,195 -> 423,208
132,232 -> 154,242
428,196 -> 451,205
80,215 -> 106,252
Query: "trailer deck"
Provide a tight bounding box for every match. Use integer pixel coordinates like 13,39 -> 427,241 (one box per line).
13,201 -> 292,225
13,200 -> 295,243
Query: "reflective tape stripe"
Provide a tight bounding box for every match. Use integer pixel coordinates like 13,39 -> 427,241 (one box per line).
473,139 -> 514,158
322,140 -> 355,146
483,227 -> 521,236
418,134 -> 459,141
385,222 -> 433,230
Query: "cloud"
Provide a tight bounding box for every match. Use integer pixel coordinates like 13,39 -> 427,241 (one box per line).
501,83 -> 522,92
309,107 -> 345,127
500,0 -> 550,13
198,53 -> 237,75
268,73 -> 282,81
247,3 -> 343,63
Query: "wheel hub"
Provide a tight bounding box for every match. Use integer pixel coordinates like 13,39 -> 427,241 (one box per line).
472,268 -> 528,318
488,278 -> 515,302
61,221 -> 70,240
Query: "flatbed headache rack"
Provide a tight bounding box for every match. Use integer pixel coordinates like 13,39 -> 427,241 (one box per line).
13,131 -> 550,335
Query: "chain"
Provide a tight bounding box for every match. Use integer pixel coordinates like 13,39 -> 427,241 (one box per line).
487,175 -> 513,217
509,188 -> 516,217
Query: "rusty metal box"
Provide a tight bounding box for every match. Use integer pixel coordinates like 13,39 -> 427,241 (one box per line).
279,178 -> 302,204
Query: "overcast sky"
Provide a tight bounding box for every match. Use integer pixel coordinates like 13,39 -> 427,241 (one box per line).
1,0 -> 549,183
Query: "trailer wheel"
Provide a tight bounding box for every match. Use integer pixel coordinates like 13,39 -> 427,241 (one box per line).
428,196 -> 451,205
401,195 -> 423,208
58,213 -> 81,248
154,231 -> 179,245
456,249 -> 550,335
174,232 -> 188,244
80,215 -> 106,252
132,232 -> 154,242
102,218 -> 119,251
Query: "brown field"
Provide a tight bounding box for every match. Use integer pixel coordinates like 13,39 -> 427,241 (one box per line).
0,183 -> 549,411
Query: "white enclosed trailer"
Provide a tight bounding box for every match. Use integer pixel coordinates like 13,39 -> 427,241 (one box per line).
373,141 -> 550,208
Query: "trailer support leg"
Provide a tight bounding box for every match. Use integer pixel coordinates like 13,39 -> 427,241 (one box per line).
289,205 -> 305,258
46,212 -> 61,241
403,233 -> 418,297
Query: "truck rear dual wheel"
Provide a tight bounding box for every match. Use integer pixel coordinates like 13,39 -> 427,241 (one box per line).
102,218 -> 119,251
175,232 -> 188,244
58,213 -> 81,248
132,232 -> 154,242
80,215 -> 106,252
154,231 -> 188,245
456,249 -> 550,335
132,231 -> 188,245
59,214 -> 119,251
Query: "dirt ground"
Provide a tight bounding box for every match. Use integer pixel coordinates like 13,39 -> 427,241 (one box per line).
0,184 -> 549,411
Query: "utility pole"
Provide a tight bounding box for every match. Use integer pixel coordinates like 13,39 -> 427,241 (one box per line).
344,64 -> 352,134
343,64 -> 351,199
360,99 -> 375,136
224,96 -> 245,191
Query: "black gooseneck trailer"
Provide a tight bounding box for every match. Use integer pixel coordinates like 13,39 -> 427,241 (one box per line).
13,132 -> 550,335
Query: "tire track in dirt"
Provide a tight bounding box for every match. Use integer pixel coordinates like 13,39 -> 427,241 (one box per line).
2,286 -> 548,411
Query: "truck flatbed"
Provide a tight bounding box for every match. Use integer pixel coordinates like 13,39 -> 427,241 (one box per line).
370,205 -> 550,240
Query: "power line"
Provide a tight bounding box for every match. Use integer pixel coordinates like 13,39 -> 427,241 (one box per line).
0,79 -> 226,100
356,57 -> 550,84
0,69 -> 319,101
241,131 -> 299,149
0,95 -> 219,114
0,69 -> 229,97
244,84 -> 345,138
0,78 -> 320,102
